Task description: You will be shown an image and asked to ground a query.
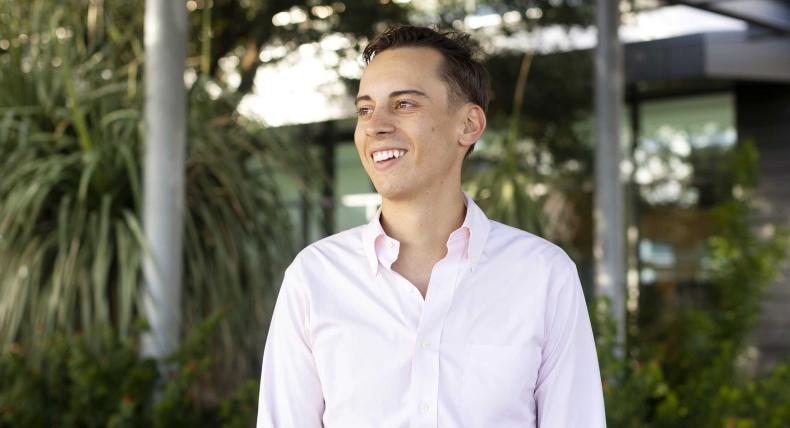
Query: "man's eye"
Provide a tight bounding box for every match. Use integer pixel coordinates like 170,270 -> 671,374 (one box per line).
395,100 -> 415,109
357,106 -> 373,116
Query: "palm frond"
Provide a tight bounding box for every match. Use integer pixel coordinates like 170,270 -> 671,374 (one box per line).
1,0 -> 320,392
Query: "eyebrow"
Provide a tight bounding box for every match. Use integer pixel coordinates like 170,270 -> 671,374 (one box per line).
354,89 -> 429,106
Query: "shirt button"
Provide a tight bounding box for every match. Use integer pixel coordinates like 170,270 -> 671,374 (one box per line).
387,240 -> 395,249
419,403 -> 430,413
421,341 -> 430,350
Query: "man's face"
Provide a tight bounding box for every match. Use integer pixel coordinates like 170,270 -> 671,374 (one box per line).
354,47 -> 468,201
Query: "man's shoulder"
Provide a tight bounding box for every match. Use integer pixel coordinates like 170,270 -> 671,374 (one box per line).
290,224 -> 367,267
486,219 -> 573,268
278,225 -> 369,294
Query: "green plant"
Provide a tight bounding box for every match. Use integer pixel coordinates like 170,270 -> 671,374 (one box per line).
593,140 -> 790,428
0,314 -> 247,428
0,0 -> 319,394
464,52 -> 546,235
218,379 -> 260,428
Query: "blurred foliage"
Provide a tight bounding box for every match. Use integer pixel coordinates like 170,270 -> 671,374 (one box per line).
0,313 -> 260,428
465,52 -> 545,235
485,50 -> 594,169
463,126 -> 547,235
464,50 -> 589,252
191,0 -> 409,94
592,141 -> 790,428
0,0 -> 322,397
433,0 -> 595,31
463,50 -> 593,255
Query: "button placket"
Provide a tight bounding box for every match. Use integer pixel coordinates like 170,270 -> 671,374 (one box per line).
407,236 -> 470,428
409,256 -> 461,428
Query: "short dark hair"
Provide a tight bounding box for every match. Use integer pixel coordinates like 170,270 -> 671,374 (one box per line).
362,25 -> 490,114
362,25 -> 490,157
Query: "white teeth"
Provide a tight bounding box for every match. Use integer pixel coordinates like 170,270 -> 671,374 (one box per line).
372,149 -> 406,163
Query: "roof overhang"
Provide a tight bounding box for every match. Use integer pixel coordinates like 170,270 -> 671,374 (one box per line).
625,30 -> 790,84
669,0 -> 790,34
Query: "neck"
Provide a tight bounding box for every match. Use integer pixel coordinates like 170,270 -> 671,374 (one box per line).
379,187 -> 467,253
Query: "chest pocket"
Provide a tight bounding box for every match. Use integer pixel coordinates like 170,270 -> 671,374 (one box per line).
460,343 -> 541,412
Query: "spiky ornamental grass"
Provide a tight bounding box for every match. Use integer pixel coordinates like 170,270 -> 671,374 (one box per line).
0,0 -> 319,394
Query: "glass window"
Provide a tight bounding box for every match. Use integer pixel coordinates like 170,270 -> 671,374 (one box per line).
633,92 -> 736,313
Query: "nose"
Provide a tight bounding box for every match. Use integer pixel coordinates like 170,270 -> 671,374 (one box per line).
364,109 -> 395,137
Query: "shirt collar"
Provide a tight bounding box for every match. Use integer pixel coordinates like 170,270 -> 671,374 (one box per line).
362,191 -> 490,275
362,209 -> 389,275
463,191 -> 490,271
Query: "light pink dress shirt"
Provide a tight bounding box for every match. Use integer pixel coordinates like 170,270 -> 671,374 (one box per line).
257,193 -> 606,428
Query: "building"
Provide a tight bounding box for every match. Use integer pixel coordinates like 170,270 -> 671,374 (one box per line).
626,0 -> 790,370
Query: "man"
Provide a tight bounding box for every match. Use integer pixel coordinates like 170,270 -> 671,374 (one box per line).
257,25 -> 606,428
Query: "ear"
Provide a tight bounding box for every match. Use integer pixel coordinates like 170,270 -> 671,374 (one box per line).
458,104 -> 486,149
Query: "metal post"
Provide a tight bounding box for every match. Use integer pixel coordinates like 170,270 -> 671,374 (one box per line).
321,124 -> 336,237
626,88 -> 641,332
594,0 -> 626,351
141,0 -> 187,365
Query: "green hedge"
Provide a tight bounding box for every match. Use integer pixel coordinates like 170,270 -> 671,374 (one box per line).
0,315 -> 259,428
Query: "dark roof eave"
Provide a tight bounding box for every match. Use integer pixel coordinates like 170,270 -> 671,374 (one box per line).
668,0 -> 790,35
625,30 -> 790,84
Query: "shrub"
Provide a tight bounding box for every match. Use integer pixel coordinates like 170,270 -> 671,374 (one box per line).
594,141 -> 790,428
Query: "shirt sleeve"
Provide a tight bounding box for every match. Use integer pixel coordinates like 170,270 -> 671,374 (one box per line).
256,259 -> 325,428
534,249 -> 606,428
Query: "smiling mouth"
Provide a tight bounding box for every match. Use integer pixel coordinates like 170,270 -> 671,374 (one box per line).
372,149 -> 407,163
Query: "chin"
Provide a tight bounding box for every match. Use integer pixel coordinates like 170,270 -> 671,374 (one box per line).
373,181 -> 414,201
